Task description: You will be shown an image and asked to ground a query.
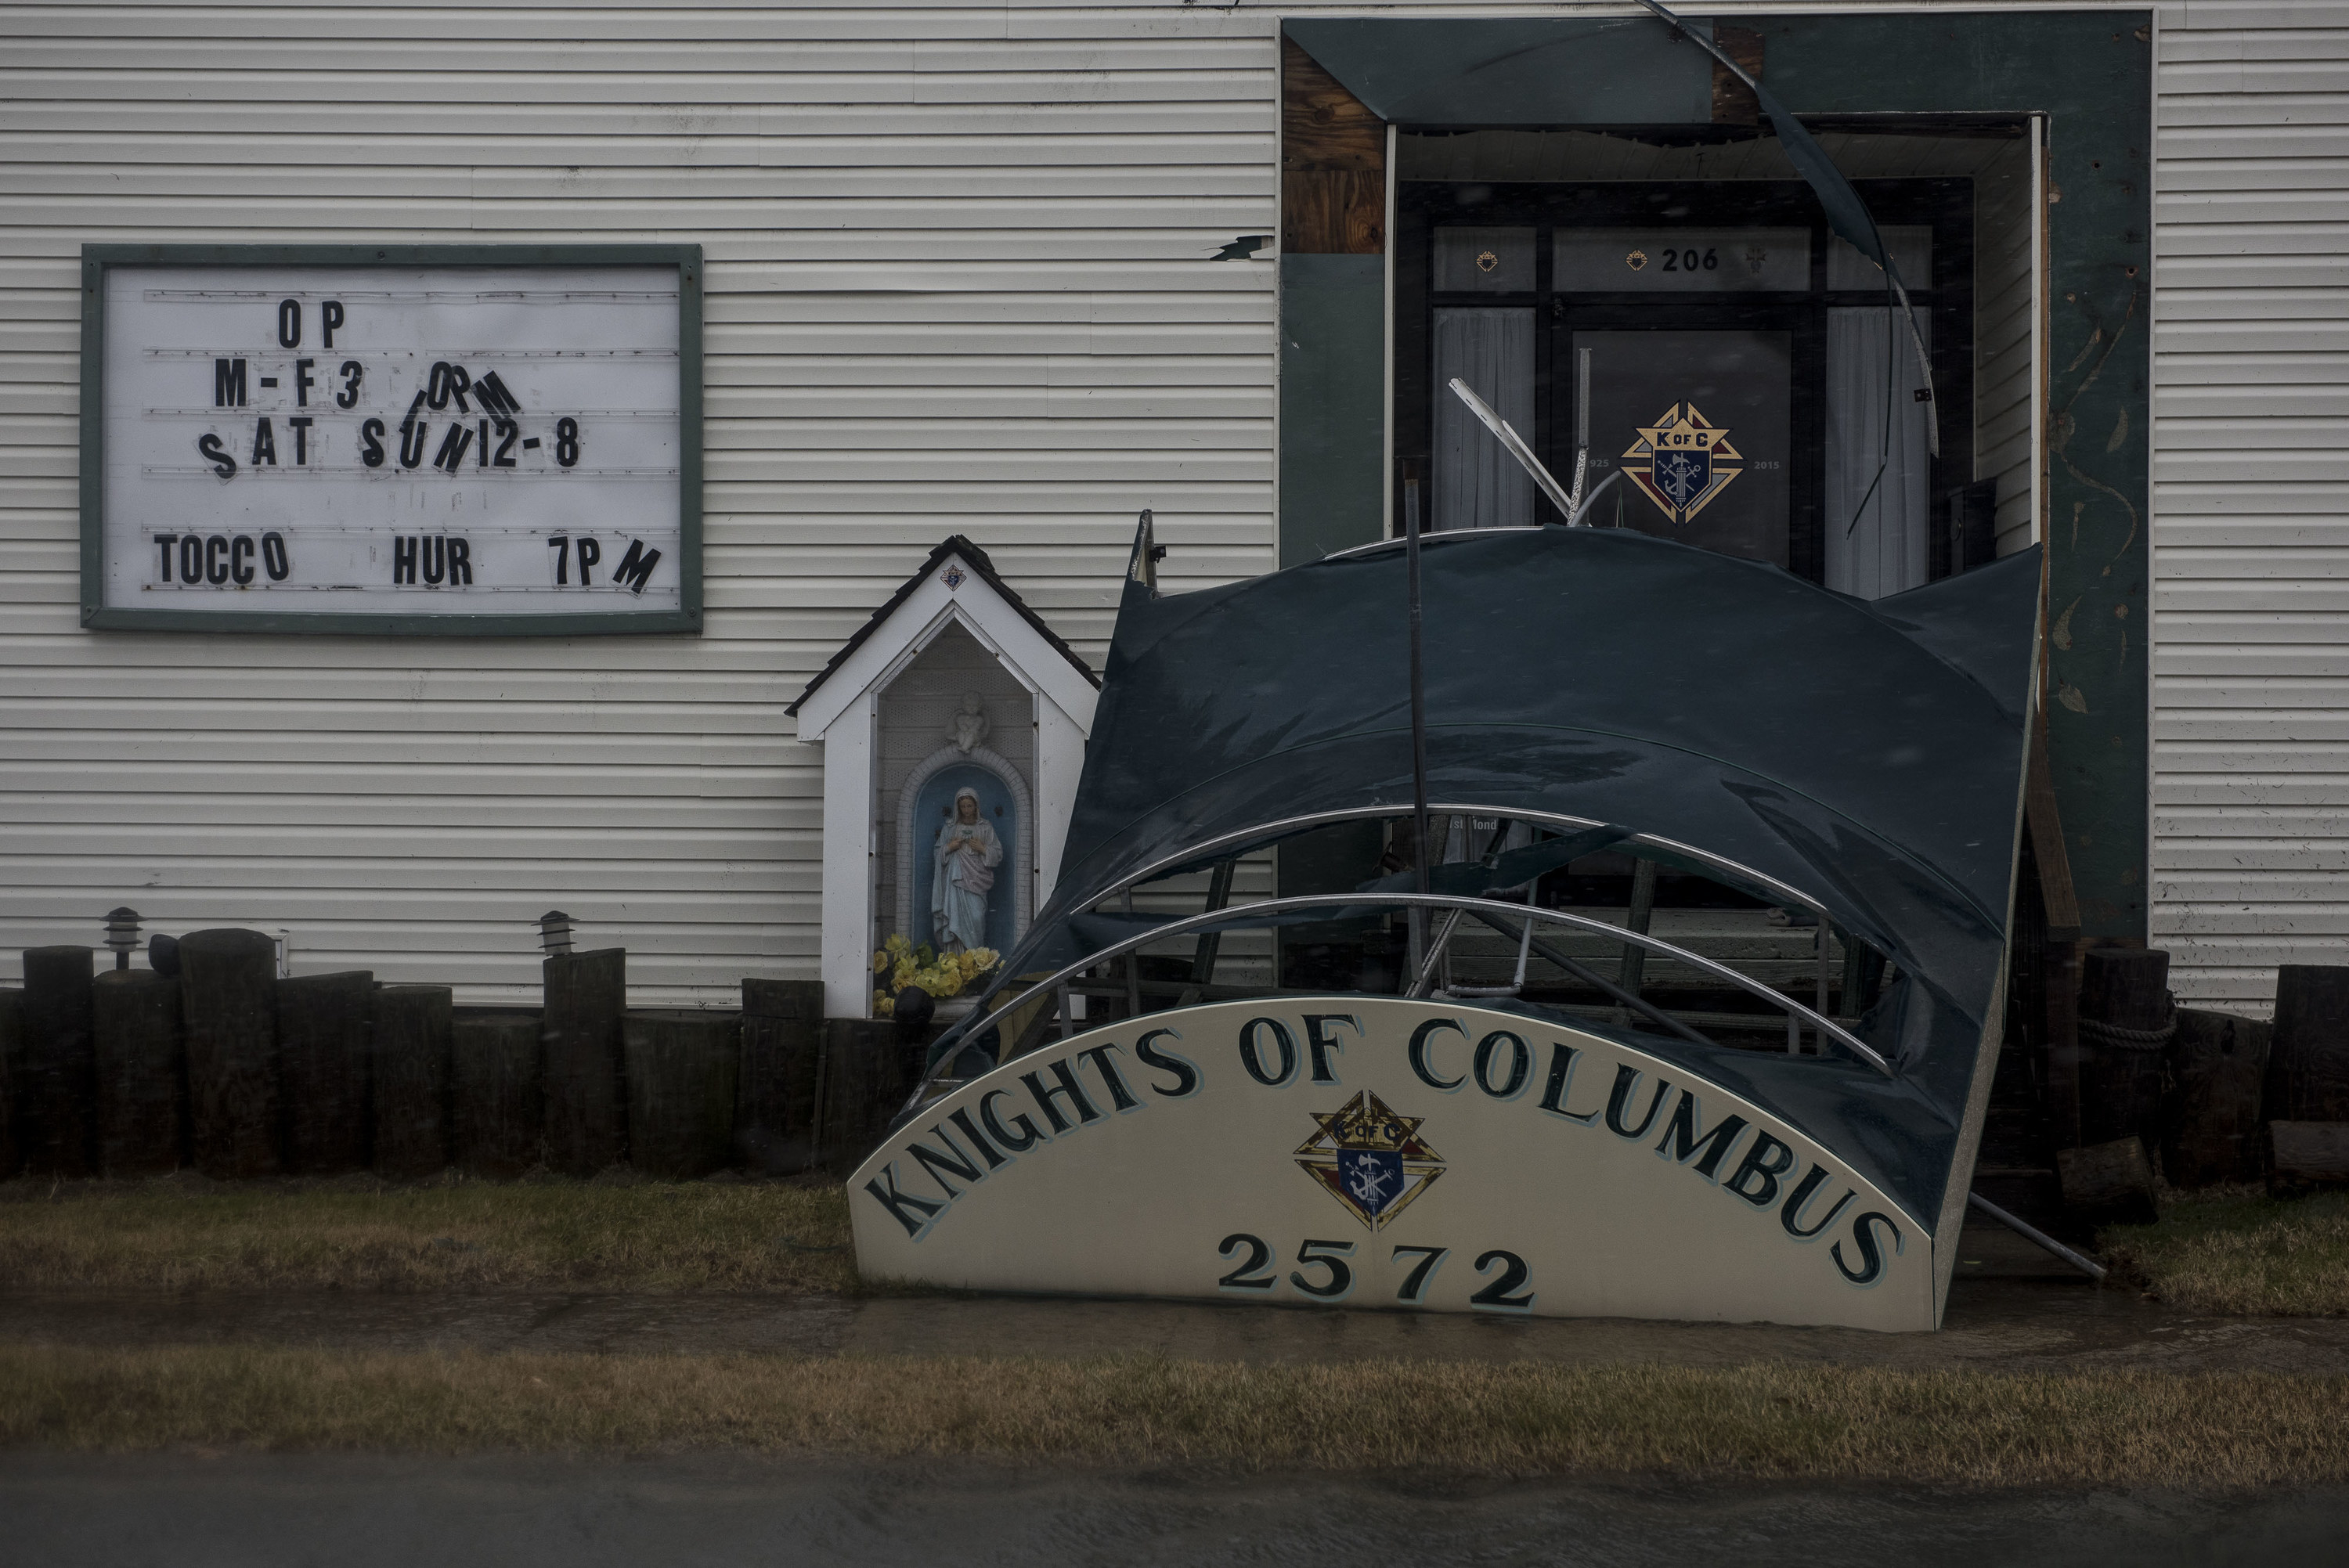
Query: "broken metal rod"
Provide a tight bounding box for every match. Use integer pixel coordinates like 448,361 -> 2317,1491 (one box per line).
1966,1191 -> 2108,1282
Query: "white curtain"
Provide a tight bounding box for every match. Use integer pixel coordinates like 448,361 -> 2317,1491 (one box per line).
1434,308 -> 1535,531
1825,307 -> 1934,599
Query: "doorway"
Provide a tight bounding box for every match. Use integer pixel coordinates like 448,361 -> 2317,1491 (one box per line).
1397,168 -> 1983,593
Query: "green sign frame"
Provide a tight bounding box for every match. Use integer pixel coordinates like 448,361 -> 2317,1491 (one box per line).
78,241 -> 705,637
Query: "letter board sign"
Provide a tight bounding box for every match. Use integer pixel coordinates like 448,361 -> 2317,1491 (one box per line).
79,244 -> 701,635
852,997 -> 1940,1332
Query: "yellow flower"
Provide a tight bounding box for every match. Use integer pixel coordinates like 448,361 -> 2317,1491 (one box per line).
872,989 -> 895,1017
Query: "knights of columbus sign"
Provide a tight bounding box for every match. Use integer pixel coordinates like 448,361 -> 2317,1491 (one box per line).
1623,401 -> 1745,527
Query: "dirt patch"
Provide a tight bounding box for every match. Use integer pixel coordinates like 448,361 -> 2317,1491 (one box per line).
0,1172 -> 853,1293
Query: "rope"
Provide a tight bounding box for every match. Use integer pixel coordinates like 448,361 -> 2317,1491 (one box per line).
2078,1015 -> 2176,1050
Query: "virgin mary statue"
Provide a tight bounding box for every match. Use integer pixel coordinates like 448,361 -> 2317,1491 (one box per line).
931,786 -> 1003,953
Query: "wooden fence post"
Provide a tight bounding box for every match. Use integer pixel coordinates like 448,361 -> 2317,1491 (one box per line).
0,988 -> 20,1177
820,1018 -> 904,1168
2078,947 -> 2171,1157
93,969 -> 184,1177
277,971 -> 373,1175
2268,964 -> 2349,1123
373,985 -> 453,1181
179,928 -> 281,1177
2162,1009 -> 2271,1188
623,1010 -> 741,1180
453,1010 -> 543,1180
542,949 -> 626,1175
740,979 -> 823,1173
21,946 -> 96,1177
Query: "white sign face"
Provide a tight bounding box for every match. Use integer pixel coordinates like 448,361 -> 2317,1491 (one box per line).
852,998 -> 1941,1332
94,260 -> 689,628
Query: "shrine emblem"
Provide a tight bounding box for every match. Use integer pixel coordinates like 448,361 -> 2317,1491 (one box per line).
1623,401 -> 1745,527
1295,1090 -> 1446,1231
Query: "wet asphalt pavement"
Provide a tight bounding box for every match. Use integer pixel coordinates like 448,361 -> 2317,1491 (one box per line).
5,1452 -> 2347,1568
5,1220 -> 2348,1563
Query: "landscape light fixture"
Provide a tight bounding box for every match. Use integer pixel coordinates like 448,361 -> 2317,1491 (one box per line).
538,910 -> 576,957
103,907 -> 142,970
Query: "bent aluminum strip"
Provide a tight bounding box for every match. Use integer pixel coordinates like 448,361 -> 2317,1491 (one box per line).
958,891 -> 1889,1078
1448,378 -> 1582,524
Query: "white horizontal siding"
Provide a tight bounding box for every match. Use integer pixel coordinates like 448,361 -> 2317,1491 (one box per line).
0,5 -> 1286,1001
2148,0 -> 2349,1013
0,0 -> 2310,1017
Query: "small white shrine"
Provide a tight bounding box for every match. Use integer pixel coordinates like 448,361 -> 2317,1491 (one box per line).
788,539 -> 1099,1016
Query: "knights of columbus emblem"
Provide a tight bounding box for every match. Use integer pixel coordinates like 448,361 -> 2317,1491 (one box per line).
1622,401 -> 1744,527
1296,1090 -> 1445,1231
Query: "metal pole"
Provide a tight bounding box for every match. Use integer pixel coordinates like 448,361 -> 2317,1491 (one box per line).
1966,1191 -> 2107,1282
1405,478 -> 1431,983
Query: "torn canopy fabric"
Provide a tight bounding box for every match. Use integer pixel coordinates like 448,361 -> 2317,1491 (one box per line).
980,528 -> 2040,1226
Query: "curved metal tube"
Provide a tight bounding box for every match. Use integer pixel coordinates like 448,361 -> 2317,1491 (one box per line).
941,892 -> 1891,1080
1320,527 -> 1545,564
1084,802 -> 1831,924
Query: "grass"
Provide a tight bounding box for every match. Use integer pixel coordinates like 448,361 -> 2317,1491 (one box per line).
0,1173 -> 855,1293
3,1345 -> 2349,1485
2102,1187 -> 2349,1316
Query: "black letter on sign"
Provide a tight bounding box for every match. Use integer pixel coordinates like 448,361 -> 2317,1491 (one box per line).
944,1108 -> 1009,1171
432,424 -> 473,473
230,535 -> 254,585
398,404 -> 429,469
1019,1058 -> 1101,1134
155,535 -> 178,581
1408,1017 -> 1466,1091
547,535 -> 570,586
392,535 -> 417,586
1236,1017 -> 1297,1087
337,360 -> 363,409
261,532 -> 290,582
287,416 -> 312,465
276,298 -> 300,348
473,370 -> 522,418
446,537 -> 472,586
609,539 -> 662,596
359,418 -> 385,468
1302,1014 -> 1360,1084
294,359 -> 316,408
574,535 -> 600,586
179,536 -> 202,583
1781,1163 -> 1857,1240
213,357 -> 247,407
422,536 -> 446,586
1831,1212 -> 1903,1287
320,299 -> 344,348
204,535 -> 229,585
1723,1130 -> 1798,1208
1535,1044 -> 1600,1123
1134,1028 -> 1199,1098
196,433 -> 236,478
1652,1090 -> 1750,1180
906,1126 -> 987,1199
1074,1044 -> 1141,1112
863,1162 -> 946,1240
251,418 -> 276,466
1473,1030 -> 1532,1100
1603,1065 -> 1672,1140
977,1088 -> 1048,1152
426,361 -> 454,410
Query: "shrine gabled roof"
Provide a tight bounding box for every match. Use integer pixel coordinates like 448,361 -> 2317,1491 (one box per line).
785,535 -> 1099,719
